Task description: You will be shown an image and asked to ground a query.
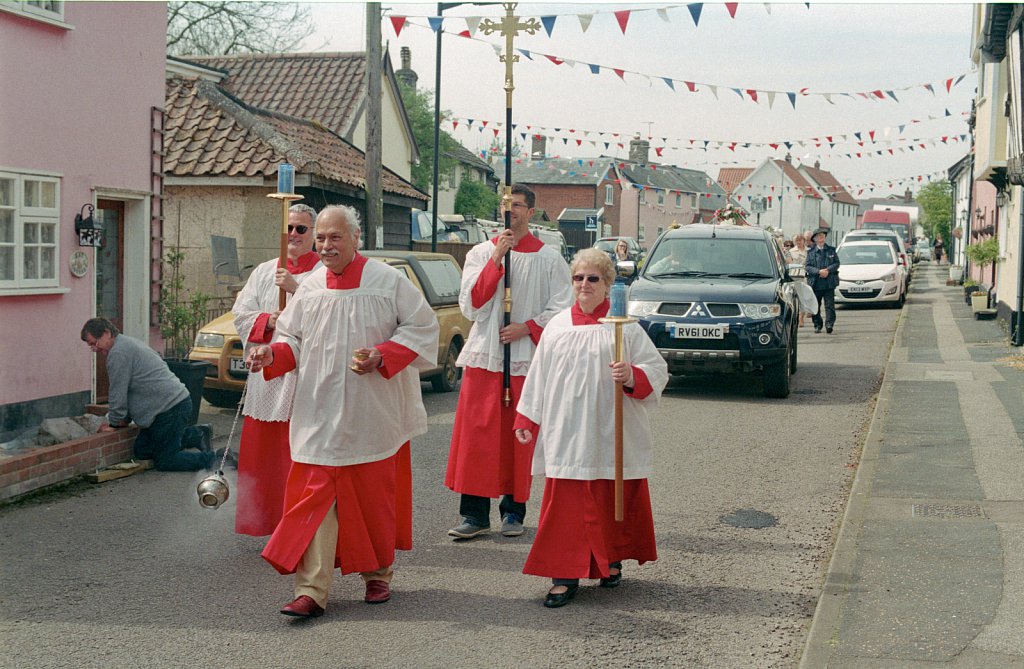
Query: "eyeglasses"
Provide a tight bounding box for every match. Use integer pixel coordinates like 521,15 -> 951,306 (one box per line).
572,274 -> 602,283
783,243 -> 794,248
288,224 -> 309,234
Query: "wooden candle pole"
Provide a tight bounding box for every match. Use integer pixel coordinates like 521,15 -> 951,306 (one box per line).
599,312 -> 635,522
267,192 -> 303,310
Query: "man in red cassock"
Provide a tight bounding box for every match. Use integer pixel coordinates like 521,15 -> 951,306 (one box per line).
247,205 -> 438,618
444,184 -> 573,540
232,203 -> 320,536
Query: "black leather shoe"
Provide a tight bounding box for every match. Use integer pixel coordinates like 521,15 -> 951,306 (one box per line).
543,584 -> 578,608
826,327 -> 834,334
600,572 -> 622,588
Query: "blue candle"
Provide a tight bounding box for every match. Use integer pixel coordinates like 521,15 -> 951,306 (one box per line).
277,162 -> 294,194
610,282 -> 627,317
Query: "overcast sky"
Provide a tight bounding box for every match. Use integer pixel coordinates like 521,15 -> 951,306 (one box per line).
301,2 -> 976,197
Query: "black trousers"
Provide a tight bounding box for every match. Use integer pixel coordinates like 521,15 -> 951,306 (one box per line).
811,288 -> 836,330
460,493 -> 525,526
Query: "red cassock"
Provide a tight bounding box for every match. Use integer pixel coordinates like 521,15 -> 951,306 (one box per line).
444,368 -> 533,503
523,478 -> 657,580
262,442 -> 413,576
235,419 -> 291,536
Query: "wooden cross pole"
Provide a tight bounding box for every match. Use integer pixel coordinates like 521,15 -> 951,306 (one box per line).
267,192 -> 304,310
480,3 -> 540,406
598,314 -> 636,522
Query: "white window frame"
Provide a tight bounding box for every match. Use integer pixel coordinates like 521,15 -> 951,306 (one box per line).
689,194 -> 697,208
675,193 -> 682,208
0,0 -> 70,27
0,170 -> 61,290
604,184 -> 614,206
657,190 -> 665,206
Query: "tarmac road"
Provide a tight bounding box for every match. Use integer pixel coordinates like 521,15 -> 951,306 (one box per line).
0,296 -> 900,668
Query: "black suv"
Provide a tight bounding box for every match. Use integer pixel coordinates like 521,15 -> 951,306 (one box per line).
624,224 -> 799,398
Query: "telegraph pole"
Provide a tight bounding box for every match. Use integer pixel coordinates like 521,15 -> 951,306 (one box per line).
365,2 -> 383,249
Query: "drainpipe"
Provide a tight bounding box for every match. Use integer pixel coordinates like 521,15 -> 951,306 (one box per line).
1015,207 -> 1024,345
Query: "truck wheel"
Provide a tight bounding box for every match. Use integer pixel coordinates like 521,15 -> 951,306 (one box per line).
763,351 -> 791,399
431,339 -> 462,392
202,388 -> 241,408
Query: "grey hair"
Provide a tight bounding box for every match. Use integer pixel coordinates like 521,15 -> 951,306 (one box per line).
317,204 -> 362,236
289,203 -> 317,228
570,247 -> 615,285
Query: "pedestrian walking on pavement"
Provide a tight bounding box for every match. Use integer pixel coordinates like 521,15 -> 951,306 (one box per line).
231,203 -> 321,537
933,235 -> 945,264
444,184 -> 573,541
514,249 -> 668,608
246,205 -> 439,618
805,228 -> 841,334
80,317 -> 215,471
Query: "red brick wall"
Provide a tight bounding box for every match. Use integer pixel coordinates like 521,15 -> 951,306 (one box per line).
524,184 -> 597,222
0,427 -> 139,502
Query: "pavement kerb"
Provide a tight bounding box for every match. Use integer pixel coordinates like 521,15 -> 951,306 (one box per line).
798,291 -> 908,668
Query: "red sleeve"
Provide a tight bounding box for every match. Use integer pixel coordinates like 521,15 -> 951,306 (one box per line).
624,366 -> 654,399
471,259 -> 504,309
513,412 -> 539,437
375,340 -> 419,380
525,319 -> 544,345
248,313 -> 274,344
262,342 -> 297,380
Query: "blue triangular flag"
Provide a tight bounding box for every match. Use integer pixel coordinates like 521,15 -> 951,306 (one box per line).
518,49 -> 533,60
541,16 -> 556,37
885,90 -> 898,102
688,3 -> 703,26
663,77 -> 676,91
428,17 -> 443,32
588,63 -> 600,74
787,92 -> 796,109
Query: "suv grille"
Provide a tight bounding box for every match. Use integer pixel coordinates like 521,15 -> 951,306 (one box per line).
658,303 -> 692,316
706,303 -> 741,317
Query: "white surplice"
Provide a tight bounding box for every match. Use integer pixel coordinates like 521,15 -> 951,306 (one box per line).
516,309 -> 669,480
273,261 -> 439,467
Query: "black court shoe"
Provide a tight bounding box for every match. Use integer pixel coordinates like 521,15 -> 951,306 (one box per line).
543,583 -> 579,608
600,564 -> 623,588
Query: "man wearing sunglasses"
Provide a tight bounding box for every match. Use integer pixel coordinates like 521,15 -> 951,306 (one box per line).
230,203 -> 321,537
445,183 -> 574,540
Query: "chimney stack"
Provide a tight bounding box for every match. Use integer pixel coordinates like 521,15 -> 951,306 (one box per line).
531,135 -> 546,160
904,187 -> 912,202
814,160 -> 820,170
395,46 -> 418,89
629,137 -> 650,165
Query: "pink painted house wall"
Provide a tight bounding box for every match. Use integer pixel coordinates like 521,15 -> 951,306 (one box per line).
0,3 -> 166,432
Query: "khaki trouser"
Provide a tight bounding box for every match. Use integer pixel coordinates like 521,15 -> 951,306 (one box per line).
294,502 -> 393,608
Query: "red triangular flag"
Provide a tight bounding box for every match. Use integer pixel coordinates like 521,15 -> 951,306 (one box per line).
544,54 -> 565,65
614,10 -> 630,33
390,16 -> 406,36
613,68 -> 625,80
655,147 -> 664,156
685,81 -> 696,92
725,3 -> 738,18
746,89 -> 758,103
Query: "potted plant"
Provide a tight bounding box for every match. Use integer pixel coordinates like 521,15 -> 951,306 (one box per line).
964,237 -> 1001,312
159,245 -> 212,425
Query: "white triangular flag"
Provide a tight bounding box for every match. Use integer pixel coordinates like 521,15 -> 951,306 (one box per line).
578,13 -> 593,32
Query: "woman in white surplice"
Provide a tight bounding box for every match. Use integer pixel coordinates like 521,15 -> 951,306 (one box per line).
514,248 -> 668,609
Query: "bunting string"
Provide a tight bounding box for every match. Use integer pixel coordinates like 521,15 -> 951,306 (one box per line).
388,17 -> 970,106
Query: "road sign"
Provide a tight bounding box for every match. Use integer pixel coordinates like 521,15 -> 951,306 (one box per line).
585,214 -> 598,231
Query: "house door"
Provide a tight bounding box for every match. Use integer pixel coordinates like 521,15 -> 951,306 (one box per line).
94,199 -> 125,403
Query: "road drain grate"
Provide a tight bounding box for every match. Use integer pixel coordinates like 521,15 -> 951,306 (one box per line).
720,508 -> 777,529
912,503 -> 985,519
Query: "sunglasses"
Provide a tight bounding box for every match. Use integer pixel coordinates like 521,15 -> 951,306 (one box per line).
288,224 -> 310,234
572,274 -> 602,283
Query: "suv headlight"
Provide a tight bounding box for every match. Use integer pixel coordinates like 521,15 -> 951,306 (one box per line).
881,272 -> 896,282
628,300 -> 660,318
195,332 -> 225,349
739,303 -> 782,319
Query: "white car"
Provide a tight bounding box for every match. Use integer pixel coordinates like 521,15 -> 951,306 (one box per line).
835,241 -> 906,308
841,229 -> 911,292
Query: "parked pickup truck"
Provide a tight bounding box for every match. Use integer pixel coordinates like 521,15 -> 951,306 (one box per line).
188,251 -> 471,407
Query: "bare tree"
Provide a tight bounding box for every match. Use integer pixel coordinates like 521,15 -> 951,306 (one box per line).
167,1 -> 316,56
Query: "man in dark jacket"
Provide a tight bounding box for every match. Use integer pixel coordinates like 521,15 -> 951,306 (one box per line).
805,228 -> 841,334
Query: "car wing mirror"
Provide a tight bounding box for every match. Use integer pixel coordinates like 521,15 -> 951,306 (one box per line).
616,260 -> 637,277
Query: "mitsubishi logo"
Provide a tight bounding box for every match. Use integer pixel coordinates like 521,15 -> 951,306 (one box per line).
685,303 -> 708,317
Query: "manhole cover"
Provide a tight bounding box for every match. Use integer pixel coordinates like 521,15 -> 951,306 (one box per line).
719,508 -> 777,529
912,504 -> 985,519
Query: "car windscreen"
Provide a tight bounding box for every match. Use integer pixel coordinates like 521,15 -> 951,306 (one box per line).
862,223 -> 910,242
593,239 -> 617,253
644,237 -> 776,278
838,244 -> 894,265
